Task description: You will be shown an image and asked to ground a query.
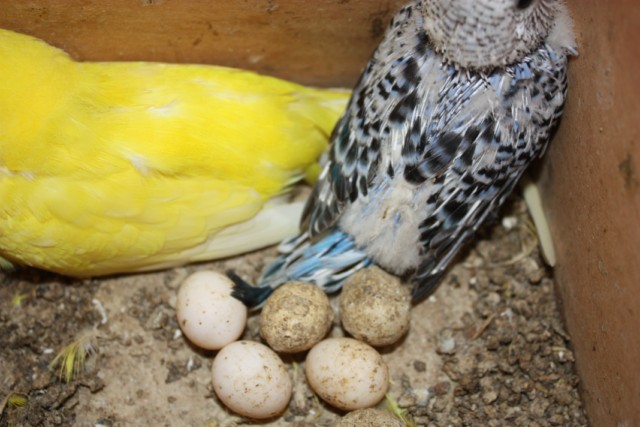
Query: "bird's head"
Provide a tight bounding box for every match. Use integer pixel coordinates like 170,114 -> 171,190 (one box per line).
420,0 -> 577,70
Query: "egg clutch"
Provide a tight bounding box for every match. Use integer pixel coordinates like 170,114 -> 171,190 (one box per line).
175,269 -> 407,419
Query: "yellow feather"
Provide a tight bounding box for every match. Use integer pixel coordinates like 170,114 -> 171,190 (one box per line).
0,29 -> 349,276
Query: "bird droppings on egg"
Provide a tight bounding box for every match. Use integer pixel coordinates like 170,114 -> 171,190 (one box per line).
211,340 -> 292,419
305,337 -> 389,411
340,267 -> 411,346
175,270 -> 247,350
332,408 -> 406,427
260,281 -> 334,353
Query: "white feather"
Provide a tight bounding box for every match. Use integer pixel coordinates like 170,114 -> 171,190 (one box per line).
548,2 -> 579,55
129,198 -> 304,272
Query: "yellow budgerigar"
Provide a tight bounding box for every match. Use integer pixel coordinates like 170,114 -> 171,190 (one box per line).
0,29 -> 349,276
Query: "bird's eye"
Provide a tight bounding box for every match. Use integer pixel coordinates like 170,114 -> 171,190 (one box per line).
516,0 -> 535,9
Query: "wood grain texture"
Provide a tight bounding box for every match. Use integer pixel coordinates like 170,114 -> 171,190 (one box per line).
0,0 -> 405,87
539,1 -> 640,425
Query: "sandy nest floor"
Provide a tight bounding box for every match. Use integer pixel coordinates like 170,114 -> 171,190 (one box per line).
0,198 -> 588,426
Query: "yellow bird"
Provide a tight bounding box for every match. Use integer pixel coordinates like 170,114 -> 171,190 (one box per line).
0,29 -> 349,276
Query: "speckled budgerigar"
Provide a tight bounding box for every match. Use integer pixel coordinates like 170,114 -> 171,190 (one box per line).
231,0 -> 577,307
0,29 -> 349,276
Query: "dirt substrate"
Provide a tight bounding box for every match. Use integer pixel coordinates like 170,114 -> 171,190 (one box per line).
0,199 -> 588,426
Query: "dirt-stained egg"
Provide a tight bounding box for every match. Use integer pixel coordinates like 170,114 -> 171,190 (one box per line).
211,340 -> 292,419
332,408 -> 405,427
305,337 -> 389,411
176,270 -> 247,350
340,267 -> 411,346
260,281 -> 334,353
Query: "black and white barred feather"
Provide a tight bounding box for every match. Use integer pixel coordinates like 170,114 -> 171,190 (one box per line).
231,0 -> 577,307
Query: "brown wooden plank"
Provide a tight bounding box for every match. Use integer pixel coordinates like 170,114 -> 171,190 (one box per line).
539,1 -> 640,425
0,0 -> 405,86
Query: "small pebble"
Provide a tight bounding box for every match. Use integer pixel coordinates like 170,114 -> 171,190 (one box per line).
437,335 -> 456,355
433,381 -> 451,396
413,360 -> 427,372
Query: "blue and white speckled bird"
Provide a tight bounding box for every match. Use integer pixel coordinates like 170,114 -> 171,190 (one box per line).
231,0 -> 577,307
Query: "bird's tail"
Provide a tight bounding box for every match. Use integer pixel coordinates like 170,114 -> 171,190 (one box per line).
230,228 -> 371,308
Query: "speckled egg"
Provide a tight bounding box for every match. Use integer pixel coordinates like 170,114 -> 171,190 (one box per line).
211,340 -> 292,419
260,281 -> 334,353
176,270 -> 247,350
340,267 -> 411,346
332,408 -> 405,427
305,337 -> 389,411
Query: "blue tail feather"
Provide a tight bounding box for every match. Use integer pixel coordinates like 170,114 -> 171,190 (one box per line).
227,270 -> 274,309
228,228 -> 372,308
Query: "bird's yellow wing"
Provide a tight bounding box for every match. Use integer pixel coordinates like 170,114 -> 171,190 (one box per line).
0,169 -> 266,275
0,29 -> 349,276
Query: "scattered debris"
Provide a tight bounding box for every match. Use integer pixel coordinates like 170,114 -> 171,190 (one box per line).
0,199 -> 587,426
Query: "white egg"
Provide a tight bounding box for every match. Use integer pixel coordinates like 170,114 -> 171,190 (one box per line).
176,270 -> 247,350
211,340 -> 292,419
305,337 -> 389,411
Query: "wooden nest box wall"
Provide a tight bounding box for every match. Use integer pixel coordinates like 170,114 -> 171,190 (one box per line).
1,1 -> 638,425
